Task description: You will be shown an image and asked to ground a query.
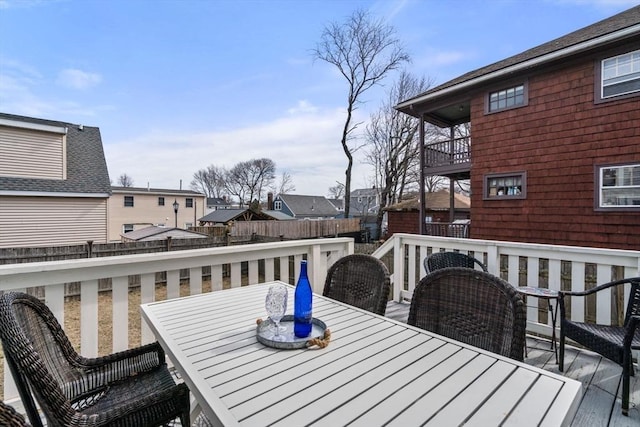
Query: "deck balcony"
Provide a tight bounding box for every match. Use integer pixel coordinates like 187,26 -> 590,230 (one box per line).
1,234 -> 638,425
424,135 -> 471,178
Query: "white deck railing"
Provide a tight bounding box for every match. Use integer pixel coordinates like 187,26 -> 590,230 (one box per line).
2,233 -> 639,401
373,233 -> 640,338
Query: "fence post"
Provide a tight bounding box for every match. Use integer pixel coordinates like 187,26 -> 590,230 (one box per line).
166,236 -> 172,251
86,240 -> 93,258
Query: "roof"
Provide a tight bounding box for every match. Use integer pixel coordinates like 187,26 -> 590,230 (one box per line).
262,210 -> 295,220
350,188 -> 378,197
0,112 -> 111,195
276,194 -> 338,217
385,190 -> 470,211
120,226 -> 208,241
396,5 -> 640,119
111,186 -> 204,196
207,197 -> 231,206
327,198 -> 344,210
198,208 -> 278,223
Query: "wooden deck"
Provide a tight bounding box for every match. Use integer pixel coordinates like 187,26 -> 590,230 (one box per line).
385,301 -> 639,427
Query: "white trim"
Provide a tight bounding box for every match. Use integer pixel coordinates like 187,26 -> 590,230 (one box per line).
0,118 -> 68,134
396,24 -> 640,110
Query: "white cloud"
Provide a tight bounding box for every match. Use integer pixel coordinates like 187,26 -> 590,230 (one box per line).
56,68 -> 102,90
104,102 -> 369,196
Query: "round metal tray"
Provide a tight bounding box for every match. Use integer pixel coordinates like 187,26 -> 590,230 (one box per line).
256,315 -> 327,350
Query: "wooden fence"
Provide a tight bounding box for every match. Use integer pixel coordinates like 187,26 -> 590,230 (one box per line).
192,218 -> 362,240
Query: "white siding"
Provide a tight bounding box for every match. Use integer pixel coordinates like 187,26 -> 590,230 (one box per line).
0,126 -> 65,179
0,197 -> 107,248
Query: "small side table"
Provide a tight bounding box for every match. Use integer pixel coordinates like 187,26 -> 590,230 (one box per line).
517,286 -> 560,363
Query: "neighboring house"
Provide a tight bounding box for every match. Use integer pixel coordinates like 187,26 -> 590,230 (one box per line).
396,6 -> 640,250
271,194 -> 338,219
346,188 -> 382,240
206,197 -> 234,213
109,187 -> 206,241
120,225 -> 208,242
384,190 -> 471,236
0,113 -> 111,248
349,188 -> 380,217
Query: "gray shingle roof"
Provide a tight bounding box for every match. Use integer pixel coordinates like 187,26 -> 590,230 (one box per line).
277,194 -> 338,217
398,5 -> 640,109
121,225 -> 208,241
0,112 -> 111,195
198,208 -> 278,223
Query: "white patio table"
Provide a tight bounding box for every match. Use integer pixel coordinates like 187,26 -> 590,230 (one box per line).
140,281 -> 582,427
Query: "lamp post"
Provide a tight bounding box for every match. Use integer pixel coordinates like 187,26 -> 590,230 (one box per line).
173,199 -> 179,228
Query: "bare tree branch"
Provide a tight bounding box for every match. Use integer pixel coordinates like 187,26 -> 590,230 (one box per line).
312,9 -> 409,217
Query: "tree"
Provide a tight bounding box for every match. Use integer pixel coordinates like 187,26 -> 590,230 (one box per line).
328,182 -> 345,199
225,158 -> 276,207
118,173 -> 134,187
274,171 -> 296,195
312,9 -> 409,217
190,165 -> 226,198
364,71 -> 433,236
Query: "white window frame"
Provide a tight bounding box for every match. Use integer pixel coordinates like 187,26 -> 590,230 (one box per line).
597,163 -> 640,210
123,224 -> 134,233
274,200 -> 282,210
601,49 -> 640,99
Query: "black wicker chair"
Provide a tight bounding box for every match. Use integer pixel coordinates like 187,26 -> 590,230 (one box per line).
1,401 -> 30,427
408,267 -> 526,361
323,254 -> 391,316
0,292 -> 190,427
558,277 -> 640,416
424,251 -> 488,274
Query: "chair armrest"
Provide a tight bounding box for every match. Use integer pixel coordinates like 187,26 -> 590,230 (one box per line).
559,277 -> 640,298
74,342 -> 166,381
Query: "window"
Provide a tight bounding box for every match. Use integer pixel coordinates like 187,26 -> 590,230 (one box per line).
601,49 -> 640,99
274,200 -> 282,210
186,198 -> 193,208
158,197 -> 165,206
597,163 -> 640,210
123,224 -> 134,233
124,196 -> 134,207
484,172 -> 526,199
487,83 -> 527,113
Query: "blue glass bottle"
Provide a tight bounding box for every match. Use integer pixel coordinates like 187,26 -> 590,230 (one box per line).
294,260 -> 313,338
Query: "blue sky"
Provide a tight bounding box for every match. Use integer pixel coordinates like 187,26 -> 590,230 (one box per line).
1,0 -> 637,196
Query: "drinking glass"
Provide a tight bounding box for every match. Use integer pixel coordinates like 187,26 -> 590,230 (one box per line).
265,284 -> 288,341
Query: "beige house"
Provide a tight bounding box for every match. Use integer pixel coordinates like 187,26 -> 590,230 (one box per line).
108,187 -> 206,242
0,113 -> 111,248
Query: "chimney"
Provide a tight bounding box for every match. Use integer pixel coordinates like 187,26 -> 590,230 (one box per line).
267,192 -> 274,210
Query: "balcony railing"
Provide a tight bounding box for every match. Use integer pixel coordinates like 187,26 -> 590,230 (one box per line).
424,136 -> 471,176
2,233 -> 639,401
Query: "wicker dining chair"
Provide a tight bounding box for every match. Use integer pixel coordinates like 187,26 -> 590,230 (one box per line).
0,291 -> 190,427
1,400 -> 30,427
323,254 -> 391,316
408,267 -> 526,361
558,277 -> 640,416
424,251 -> 488,274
